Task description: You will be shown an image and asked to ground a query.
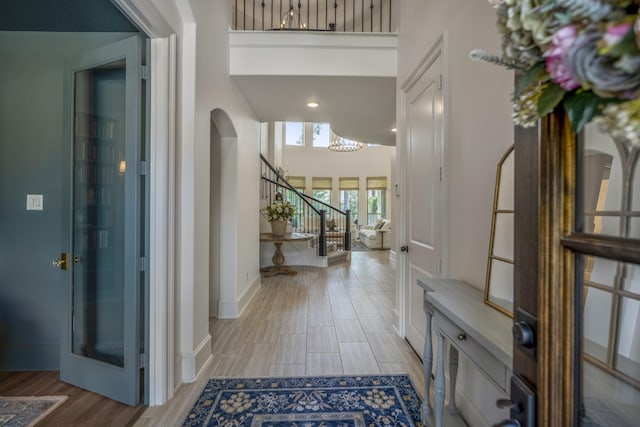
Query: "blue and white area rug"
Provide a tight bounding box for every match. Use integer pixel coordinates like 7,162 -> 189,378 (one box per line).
182,375 -> 424,427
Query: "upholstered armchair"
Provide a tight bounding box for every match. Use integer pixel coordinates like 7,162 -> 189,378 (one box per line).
358,219 -> 391,249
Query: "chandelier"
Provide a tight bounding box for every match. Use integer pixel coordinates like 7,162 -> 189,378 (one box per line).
328,133 -> 364,152
280,1 -> 306,30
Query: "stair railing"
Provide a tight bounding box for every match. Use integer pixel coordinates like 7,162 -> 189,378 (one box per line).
297,191 -> 351,252
261,154 -> 352,256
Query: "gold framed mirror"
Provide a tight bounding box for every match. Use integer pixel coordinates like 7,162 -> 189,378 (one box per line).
484,145 -> 514,317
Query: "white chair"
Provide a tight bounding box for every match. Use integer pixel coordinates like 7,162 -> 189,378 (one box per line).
359,219 -> 391,249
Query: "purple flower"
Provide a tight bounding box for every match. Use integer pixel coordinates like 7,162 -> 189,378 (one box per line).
603,21 -> 633,47
565,28 -> 640,99
545,25 -> 580,91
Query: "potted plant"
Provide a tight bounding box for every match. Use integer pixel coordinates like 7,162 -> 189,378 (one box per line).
263,200 -> 296,236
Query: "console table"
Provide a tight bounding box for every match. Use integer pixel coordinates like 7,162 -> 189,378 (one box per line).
260,232 -> 313,277
417,278 -> 512,427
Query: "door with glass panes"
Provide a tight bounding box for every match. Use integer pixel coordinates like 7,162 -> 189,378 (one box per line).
508,112 -> 640,426
55,35 -> 147,406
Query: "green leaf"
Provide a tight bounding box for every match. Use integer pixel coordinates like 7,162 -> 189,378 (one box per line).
605,28 -> 640,58
515,61 -> 548,98
537,83 -> 566,117
562,91 -> 603,134
553,12 -> 572,26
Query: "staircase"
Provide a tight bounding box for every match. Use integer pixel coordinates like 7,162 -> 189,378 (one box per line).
260,155 -> 352,266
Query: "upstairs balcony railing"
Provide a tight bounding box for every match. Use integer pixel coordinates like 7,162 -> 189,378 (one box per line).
233,0 -> 396,33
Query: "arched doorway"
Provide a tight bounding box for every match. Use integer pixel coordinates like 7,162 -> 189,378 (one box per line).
210,108 -> 239,318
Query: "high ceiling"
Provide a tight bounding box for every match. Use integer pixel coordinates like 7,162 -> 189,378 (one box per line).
232,75 -> 397,146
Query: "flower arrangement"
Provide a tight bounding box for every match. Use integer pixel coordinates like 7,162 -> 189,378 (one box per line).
263,200 -> 296,222
471,0 -> 640,145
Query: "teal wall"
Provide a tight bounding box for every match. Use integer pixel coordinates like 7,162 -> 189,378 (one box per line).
0,0 -> 137,32
0,31 -> 137,369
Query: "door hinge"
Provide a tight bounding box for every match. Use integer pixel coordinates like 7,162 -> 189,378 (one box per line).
139,257 -> 148,271
139,161 -> 149,175
140,353 -> 146,368
141,65 -> 149,80
439,166 -> 442,182
438,74 -> 443,90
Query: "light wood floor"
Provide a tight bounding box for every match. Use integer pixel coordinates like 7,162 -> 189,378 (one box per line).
136,250 -> 426,426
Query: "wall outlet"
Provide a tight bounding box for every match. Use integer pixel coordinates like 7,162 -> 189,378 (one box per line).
26,194 -> 43,211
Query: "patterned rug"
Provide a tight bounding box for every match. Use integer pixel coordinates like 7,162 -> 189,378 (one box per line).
183,375 -> 424,427
0,396 -> 68,427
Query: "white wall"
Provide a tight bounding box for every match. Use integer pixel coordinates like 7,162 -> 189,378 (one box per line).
151,0 -> 262,386
190,0 -> 262,323
397,2 -> 513,426
399,1 -> 513,289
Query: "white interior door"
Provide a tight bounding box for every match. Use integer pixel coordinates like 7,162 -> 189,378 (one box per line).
403,51 -> 445,355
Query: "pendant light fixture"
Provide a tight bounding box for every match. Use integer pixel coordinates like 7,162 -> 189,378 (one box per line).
328,132 -> 364,152
280,1 -> 306,29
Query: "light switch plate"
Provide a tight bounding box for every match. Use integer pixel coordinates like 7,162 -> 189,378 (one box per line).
26,194 -> 43,211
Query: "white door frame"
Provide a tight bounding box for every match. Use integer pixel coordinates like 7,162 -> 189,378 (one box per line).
396,34 -> 450,338
113,0 -> 178,405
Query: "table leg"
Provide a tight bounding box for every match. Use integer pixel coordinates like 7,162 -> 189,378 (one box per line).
421,310 -> 433,421
448,345 -> 459,415
272,242 -> 285,266
260,241 -> 297,276
434,332 -> 445,427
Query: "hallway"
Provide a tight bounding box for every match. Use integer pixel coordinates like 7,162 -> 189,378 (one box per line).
136,251 -> 425,425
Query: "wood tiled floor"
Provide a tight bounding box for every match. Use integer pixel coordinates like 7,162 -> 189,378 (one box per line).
0,370 -> 146,426
135,250 -> 426,426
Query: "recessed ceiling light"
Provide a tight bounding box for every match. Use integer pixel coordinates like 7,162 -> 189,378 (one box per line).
390,127 -> 397,132
306,102 -> 319,108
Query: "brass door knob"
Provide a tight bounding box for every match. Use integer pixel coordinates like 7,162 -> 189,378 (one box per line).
52,253 -> 68,270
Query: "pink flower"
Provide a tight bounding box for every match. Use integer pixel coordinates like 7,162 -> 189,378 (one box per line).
603,21 -> 633,47
545,25 -> 580,91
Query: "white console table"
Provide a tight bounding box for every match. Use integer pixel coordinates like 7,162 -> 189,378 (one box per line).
417,278 -> 513,427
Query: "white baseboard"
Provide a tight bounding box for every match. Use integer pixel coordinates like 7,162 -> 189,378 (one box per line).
181,333 -> 212,383
391,309 -> 400,333
238,275 -> 261,317
218,299 -> 239,319
217,275 -> 261,319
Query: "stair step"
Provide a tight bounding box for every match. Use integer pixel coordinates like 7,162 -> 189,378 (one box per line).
327,250 -> 350,265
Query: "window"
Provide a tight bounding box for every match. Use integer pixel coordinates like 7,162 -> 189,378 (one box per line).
367,177 -> 387,224
285,122 -> 304,146
286,176 -> 306,193
312,177 -> 332,211
339,177 -> 359,220
312,123 -> 331,147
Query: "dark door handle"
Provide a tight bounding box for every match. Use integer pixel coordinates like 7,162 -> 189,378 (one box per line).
400,246 -> 408,252
513,321 -> 535,348
496,399 -> 519,411
493,420 -> 521,427
498,375 -> 536,427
